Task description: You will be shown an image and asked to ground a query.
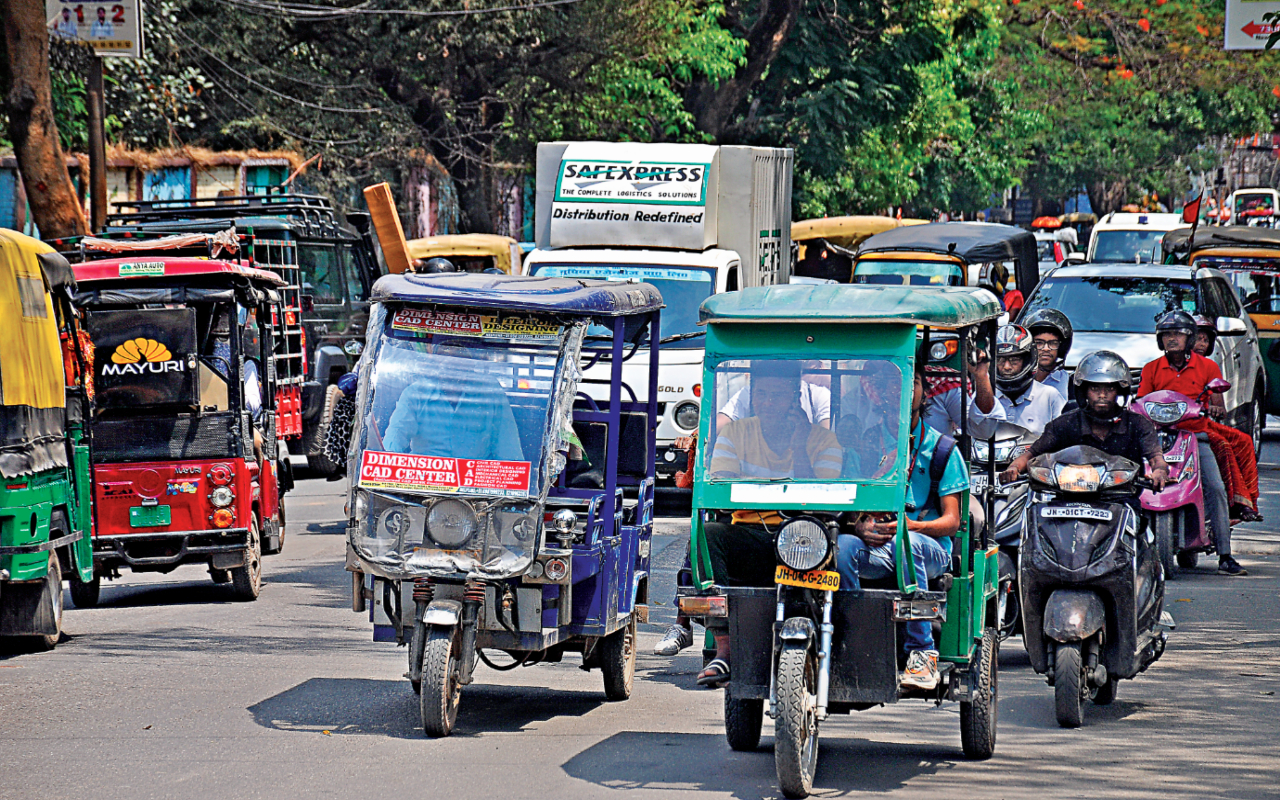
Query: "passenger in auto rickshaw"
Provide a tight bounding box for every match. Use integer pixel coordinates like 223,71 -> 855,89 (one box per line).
697,361 -> 842,685
835,358 -> 968,691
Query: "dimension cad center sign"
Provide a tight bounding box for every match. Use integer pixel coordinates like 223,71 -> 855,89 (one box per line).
1224,0 -> 1280,50
46,0 -> 145,59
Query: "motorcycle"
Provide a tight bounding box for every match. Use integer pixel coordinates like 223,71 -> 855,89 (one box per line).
1020,445 -> 1169,728
970,422 -> 1036,639
1131,379 -> 1230,577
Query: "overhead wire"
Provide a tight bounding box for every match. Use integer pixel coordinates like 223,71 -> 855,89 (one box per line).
206,0 -> 591,21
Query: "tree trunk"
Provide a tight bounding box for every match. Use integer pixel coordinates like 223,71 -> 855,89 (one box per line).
1087,180 -> 1129,217
684,0 -> 803,141
1,0 -> 86,238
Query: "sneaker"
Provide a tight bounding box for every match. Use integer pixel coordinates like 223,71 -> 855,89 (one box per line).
653,623 -> 694,656
1218,556 -> 1248,576
901,650 -> 940,691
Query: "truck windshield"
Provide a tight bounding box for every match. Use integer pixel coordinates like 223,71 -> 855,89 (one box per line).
358,308 -> 567,497
529,264 -> 713,347
708,358 -> 906,482
1091,230 -> 1164,263
1022,276 -> 1197,333
853,260 -> 962,286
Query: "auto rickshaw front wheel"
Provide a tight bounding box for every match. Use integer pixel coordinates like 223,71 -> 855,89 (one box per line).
421,626 -> 463,737
34,549 -> 64,651
69,572 -> 100,609
774,643 -> 819,799
960,627 -> 999,759
724,691 -> 764,751
600,614 -> 637,701
230,517 -> 263,601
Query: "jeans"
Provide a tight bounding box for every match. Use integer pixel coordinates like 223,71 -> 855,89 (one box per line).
702,521 -> 777,632
836,532 -> 951,653
1197,434 -> 1231,557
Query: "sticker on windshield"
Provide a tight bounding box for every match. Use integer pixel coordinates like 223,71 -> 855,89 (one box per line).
358,450 -> 532,497
535,265 -> 711,283
390,309 -> 559,340
119,262 -> 166,277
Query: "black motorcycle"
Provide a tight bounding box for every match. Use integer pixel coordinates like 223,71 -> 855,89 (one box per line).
970,422 -> 1035,639
1020,445 -> 1169,728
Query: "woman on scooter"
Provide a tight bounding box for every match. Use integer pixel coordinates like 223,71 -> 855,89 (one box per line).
1137,311 -> 1253,576
1191,315 -> 1261,524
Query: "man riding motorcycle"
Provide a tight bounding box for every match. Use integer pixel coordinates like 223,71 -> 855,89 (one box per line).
1022,308 -> 1073,401
1137,310 -> 1254,576
1003,351 -> 1169,493
971,324 -> 1066,439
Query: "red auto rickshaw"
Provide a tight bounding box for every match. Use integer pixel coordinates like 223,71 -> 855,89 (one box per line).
67,244 -> 292,601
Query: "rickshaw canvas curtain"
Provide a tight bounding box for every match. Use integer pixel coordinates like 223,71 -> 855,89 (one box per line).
0,230 -> 69,478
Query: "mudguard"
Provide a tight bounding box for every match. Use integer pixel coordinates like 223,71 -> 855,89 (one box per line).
778,616 -> 816,644
421,599 -> 462,627
1043,588 -> 1106,642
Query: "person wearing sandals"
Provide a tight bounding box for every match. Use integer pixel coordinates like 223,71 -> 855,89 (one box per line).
696,361 -> 843,686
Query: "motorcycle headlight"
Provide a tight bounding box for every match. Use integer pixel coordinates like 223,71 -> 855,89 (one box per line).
427,498 -> 480,548
774,517 -> 830,572
1054,464 -> 1102,493
973,440 -> 990,462
674,402 -> 700,431
1145,401 -> 1187,425
993,441 -> 1018,463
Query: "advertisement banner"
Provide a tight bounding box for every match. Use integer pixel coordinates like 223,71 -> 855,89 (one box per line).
1224,0 -> 1280,49
357,450 -> 532,497
46,0 -> 145,59
86,308 -> 197,409
389,308 -> 560,340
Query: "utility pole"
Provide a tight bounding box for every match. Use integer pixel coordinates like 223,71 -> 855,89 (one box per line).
87,55 -> 107,232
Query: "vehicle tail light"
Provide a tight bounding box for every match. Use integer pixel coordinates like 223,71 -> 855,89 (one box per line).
693,383 -> 702,398
211,508 -> 235,528
209,464 -> 233,485
678,595 -> 727,617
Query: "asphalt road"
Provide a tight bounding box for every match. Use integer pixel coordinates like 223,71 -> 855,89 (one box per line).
3,469 -> 1280,800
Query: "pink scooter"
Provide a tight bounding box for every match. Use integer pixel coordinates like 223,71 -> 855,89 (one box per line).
1131,379 -> 1230,578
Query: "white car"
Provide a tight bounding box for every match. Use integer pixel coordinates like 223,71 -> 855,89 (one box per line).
1086,212 -> 1185,264
1019,262 -> 1266,446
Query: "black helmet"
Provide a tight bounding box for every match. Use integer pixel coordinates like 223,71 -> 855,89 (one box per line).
1022,308 -> 1073,369
978,263 -> 1009,295
994,324 -> 1036,397
1072,350 -> 1132,422
1154,309 -> 1196,351
1193,314 -> 1217,357
419,257 -> 457,274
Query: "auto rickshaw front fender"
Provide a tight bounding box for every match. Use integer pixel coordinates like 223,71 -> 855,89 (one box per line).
421,599 -> 461,627
778,616 -> 815,645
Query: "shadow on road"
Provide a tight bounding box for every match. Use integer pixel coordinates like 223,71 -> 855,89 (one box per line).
249,677 -> 609,739
562,730 -> 956,796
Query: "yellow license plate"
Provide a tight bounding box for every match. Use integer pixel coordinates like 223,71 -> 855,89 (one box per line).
774,565 -> 841,591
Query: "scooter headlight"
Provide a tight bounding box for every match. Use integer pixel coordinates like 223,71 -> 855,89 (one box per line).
1144,401 -> 1187,425
774,517 -> 830,572
1054,463 -> 1101,493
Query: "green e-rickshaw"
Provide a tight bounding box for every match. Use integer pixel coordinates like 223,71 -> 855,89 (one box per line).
0,230 -> 94,650
678,284 -> 1002,798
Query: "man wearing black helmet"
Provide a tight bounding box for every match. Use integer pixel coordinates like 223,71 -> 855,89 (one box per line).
970,324 -> 1066,440
417,257 -> 458,274
1002,350 -> 1169,494
1022,308 -> 1073,400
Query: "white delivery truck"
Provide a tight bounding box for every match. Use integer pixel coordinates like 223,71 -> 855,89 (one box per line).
523,141 -> 793,481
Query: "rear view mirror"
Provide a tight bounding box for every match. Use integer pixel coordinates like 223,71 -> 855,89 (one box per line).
1216,316 -> 1246,336
300,294 -> 316,313
1208,378 -> 1231,394
1063,253 -> 1087,265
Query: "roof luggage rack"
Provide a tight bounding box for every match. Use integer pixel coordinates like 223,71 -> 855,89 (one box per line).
108,187 -> 343,237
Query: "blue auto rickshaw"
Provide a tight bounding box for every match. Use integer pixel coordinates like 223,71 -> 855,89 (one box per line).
345,271 -> 661,736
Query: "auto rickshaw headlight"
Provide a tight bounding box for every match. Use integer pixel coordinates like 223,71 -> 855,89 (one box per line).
674,402 -> 700,431
775,517 -> 830,572
427,498 -> 479,548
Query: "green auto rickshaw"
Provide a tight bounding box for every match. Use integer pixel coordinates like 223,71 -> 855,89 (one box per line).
0,230 -> 94,650
678,284 -> 1002,797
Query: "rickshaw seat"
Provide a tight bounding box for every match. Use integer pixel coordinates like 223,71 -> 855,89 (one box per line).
565,412 -> 651,487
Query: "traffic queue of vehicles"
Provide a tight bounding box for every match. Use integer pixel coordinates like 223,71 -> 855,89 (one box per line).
2,138 -> 1275,799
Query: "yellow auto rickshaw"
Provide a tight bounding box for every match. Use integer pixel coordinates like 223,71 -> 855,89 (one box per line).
791,216 -> 927,283
406,233 -> 521,274
852,221 -> 1040,297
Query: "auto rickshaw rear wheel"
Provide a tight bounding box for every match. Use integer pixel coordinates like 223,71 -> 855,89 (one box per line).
69,572 -> 100,609
600,614 -> 637,701
421,626 -> 462,737
960,627 -> 999,759
774,643 -> 819,799
231,517 -> 263,601
724,691 -> 764,751
304,385 -> 344,476
1053,641 -> 1085,728
33,548 -> 64,651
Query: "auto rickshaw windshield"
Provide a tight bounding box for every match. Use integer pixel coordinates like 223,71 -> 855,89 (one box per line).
853,260 -> 963,286
708,358 -> 907,483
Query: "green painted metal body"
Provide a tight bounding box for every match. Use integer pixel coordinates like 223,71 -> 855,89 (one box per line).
689,284 -> 1002,664
0,426 -> 93,585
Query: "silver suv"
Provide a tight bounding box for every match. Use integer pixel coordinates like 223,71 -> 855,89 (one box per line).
1019,262 -> 1265,447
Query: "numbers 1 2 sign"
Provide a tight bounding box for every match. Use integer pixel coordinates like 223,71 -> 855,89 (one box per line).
46,0 -> 144,59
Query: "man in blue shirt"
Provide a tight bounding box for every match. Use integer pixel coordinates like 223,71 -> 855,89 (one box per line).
835,358 -> 968,691
381,348 -> 525,463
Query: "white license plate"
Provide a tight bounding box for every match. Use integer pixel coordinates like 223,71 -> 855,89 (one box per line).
1041,506 -> 1113,521
1165,454 -> 1185,463
970,474 -> 989,494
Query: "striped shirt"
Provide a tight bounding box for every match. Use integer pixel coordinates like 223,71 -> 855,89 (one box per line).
710,418 -> 842,524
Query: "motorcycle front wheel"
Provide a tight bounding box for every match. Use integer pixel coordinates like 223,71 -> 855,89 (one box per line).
774,643 -> 819,798
1053,641 -> 1086,728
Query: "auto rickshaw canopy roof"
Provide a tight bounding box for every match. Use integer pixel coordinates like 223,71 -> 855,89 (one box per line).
406,233 -> 518,271
699,284 -> 1002,329
71,256 -> 286,286
857,221 -> 1038,266
370,271 -> 664,317
0,230 -> 72,477
790,216 -> 927,249
1162,225 -> 1280,260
